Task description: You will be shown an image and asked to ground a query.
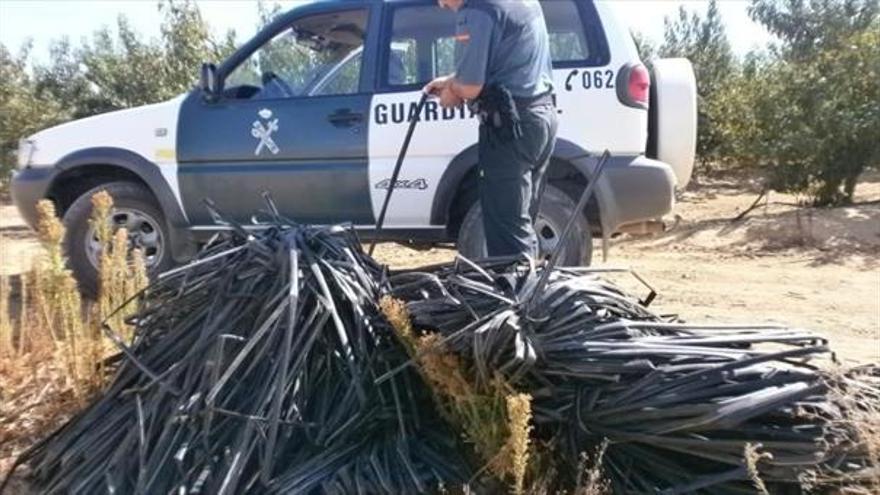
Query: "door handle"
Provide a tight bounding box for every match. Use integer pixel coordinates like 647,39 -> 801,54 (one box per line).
328,109 -> 364,127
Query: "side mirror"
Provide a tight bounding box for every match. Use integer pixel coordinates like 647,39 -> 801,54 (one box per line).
199,62 -> 219,97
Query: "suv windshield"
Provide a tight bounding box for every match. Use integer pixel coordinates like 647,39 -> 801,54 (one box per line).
225,9 -> 368,99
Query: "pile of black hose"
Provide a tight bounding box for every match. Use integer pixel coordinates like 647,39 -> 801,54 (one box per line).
10,217 -> 472,494
6,212 -> 878,494
388,258 -> 880,494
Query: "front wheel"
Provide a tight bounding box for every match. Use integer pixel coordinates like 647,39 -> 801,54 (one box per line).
63,181 -> 174,297
456,183 -> 593,265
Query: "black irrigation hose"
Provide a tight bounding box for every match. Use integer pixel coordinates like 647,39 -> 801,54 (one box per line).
6,204 -> 472,495
527,149 -> 611,318
388,258 -> 880,494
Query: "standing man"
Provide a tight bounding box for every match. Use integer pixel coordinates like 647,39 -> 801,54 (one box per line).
425,0 -> 557,259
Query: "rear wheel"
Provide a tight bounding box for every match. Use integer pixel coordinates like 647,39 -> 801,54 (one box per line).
63,181 -> 173,297
456,183 -> 593,265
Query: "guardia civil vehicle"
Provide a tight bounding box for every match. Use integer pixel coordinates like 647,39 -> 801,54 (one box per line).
11,0 -> 697,294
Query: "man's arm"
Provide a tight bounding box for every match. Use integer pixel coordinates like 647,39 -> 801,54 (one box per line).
423,8 -> 493,106
449,79 -> 484,101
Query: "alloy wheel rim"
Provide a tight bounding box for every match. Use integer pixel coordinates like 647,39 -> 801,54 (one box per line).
85,208 -> 165,271
535,216 -> 561,254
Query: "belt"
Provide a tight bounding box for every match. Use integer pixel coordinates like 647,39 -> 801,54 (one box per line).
513,92 -> 554,110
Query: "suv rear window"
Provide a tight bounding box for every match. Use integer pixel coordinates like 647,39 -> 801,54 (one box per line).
544,0 -> 590,62
380,0 -> 608,90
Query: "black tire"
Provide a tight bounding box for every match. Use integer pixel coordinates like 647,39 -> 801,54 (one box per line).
63,181 -> 173,297
456,183 -> 593,265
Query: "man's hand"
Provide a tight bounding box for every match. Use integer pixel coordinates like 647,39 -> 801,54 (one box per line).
424,75 -> 480,107
423,76 -> 451,96
438,85 -> 463,108
425,76 -> 463,108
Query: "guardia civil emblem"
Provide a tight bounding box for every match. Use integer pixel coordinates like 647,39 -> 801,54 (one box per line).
252,108 -> 279,156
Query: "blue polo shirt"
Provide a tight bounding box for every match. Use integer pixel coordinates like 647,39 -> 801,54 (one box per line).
454,0 -> 554,98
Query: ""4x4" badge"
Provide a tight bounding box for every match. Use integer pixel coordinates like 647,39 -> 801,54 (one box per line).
375,178 -> 429,190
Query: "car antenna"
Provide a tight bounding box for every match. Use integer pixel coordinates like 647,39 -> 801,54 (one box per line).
368,92 -> 429,256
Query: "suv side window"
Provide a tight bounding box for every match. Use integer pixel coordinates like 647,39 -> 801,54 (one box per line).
310,51 -> 363,96
542,0 -> 590,62
225,9 -> 368,99
383,4 -> 457,89
543,0 -> 610,67
380,0 -> 608,90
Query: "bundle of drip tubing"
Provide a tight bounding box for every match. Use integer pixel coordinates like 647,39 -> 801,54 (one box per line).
4,207 -> 878,494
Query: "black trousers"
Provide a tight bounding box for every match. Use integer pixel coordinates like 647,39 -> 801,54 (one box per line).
477,102 -> 558,258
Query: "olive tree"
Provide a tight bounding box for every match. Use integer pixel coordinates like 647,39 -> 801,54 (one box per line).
746,0 -> 880,205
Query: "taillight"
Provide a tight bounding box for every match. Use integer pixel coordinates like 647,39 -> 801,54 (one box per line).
629,65 -> 650,105
617,63 -> 650,109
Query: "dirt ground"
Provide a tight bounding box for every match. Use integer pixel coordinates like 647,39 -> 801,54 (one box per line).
1,172 -> 879,363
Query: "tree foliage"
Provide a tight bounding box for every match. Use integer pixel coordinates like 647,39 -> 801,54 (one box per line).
631,31 -> 657,64
744,0 -> 880,205
0,0 -> 237,186
37,0 -> 237,113
750,0 -> 879,59
656,0 -> 878,204
658,0 -> 736,169
0,44 -> 67,187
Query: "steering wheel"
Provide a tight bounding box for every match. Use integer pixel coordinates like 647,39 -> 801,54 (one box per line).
261,71 -> 295,98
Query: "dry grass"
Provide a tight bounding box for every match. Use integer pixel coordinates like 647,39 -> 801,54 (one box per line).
0,276 -> 12,357
92,191 -> 147,340
505,393 -> 532,495
810,368 -> 880,494
380,296 -> 534,490
0,192 -> 148,480
574,441 -> 610,495
744,443 -> 771,495
32,199 -> 99,398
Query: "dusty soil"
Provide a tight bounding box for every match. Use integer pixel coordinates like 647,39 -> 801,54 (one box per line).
607,173 -> 880,365
0,205 -> 39,278
2,173 -> 879,364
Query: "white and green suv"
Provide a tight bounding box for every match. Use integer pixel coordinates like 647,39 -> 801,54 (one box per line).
11,0 -> 697,294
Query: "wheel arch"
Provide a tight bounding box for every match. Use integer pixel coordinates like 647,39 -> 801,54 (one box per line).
430,139 -> 615,241
49,148 -> 184,222
47,147 -> 194,262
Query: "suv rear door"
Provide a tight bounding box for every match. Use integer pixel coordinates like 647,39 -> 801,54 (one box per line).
367,0 -> 613,231
176,4 -> 377,227
368,0 -> 468,231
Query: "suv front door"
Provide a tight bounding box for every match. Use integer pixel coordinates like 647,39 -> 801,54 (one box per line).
177,6 -> 375,227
